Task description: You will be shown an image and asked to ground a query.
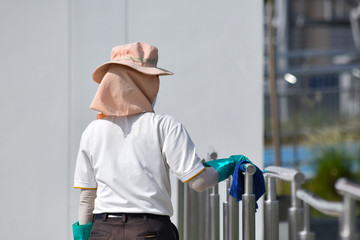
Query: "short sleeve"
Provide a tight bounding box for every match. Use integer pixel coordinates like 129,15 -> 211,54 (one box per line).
162,117 -> 205,182
73,133 -> 97,189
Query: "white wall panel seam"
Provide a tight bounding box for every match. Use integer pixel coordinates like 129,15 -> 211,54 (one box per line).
66,0 -> 72,236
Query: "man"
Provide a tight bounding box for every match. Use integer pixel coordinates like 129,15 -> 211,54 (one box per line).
73,42 -> 223,240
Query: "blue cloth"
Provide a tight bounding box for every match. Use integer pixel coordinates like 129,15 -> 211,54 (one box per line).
229,160 -> 265,209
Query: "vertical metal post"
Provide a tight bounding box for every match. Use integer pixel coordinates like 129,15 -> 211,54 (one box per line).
184,183 -> 190,240
264,177 -> 279,240
288,181 -> 304,240
242,164 -> 256,240
339,196 -> 357,240
204,188 -> 210,240
184,184 -> 193,240
198,189 -> 206,240
184,184 -> 200,239
264,167 -> 306,240
335,178 -> 360,240
207,151 -> 219,240
229,191 -> 239,240
177,180 -> 184,240
298,202 -> 315,240
210,184 -> 220,240
223,179 -> 231,240
191,187 -> 199,239
198,158 -> 208,240
296,189 -> 344,240
223,175 -> 239,240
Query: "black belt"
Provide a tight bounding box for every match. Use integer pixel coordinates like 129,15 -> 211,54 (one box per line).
94,213 -> 170,221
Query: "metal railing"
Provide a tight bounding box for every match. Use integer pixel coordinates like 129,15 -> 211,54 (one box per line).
263,166 -> 360,240
295,178 -> 360,240
178,158 -> 360,240
177,153 -> 257,240
296,189 -> 343,240
264,166 -> 306,240
335,178 -> 360,240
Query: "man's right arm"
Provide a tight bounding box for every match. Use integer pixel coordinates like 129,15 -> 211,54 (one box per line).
186,167 -> 218,192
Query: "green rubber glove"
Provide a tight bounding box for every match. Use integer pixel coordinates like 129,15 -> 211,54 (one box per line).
72,221 -> 93,240
203,155 -> 250,182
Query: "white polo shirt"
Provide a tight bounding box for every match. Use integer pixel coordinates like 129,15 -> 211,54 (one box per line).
74,112 -> 204,216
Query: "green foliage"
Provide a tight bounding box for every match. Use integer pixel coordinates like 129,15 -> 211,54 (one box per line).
300,125 -> 360,217
301,125 -> 360,202
303,148 -> 355,201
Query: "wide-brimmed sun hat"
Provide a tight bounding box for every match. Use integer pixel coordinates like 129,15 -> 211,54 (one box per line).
92,42 -> 173,83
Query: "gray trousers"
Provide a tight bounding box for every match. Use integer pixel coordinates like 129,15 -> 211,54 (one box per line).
89,213 -> 179,240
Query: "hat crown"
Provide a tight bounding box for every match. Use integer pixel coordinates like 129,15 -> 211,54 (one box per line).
110,42 -> 158,67
92,42 -> 172,83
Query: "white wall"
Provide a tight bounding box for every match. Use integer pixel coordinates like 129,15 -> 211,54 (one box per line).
0,1 -> 263,239
0,1 -> 70,239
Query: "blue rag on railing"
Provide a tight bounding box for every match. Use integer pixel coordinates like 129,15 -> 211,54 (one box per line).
229,160 -> 265,209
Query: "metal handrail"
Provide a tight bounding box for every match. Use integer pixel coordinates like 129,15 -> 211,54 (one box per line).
179,154 -> 259,240
262,168 -> 360,240
296,189 -> 345,240
296,179 -> 360,240
335,178 -> 360,240
264,166 -> 305,240
264,166 -> 306,184
335,178 -> 360,201
296,189 -> 343,217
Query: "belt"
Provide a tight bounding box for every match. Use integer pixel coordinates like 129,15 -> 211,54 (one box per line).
94,213 -> 170,221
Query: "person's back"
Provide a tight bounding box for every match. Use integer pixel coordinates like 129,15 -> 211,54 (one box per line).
77,112 -> 204,217
72,42 -> 221,240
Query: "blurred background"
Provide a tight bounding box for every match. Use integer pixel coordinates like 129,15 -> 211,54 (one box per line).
263,0 -> 360,238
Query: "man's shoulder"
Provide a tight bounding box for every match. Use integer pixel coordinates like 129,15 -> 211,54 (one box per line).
81,119 -> 99,135
152,113 -> 181,126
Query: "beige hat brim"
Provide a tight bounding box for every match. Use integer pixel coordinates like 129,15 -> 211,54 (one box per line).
92,60 -> 173,83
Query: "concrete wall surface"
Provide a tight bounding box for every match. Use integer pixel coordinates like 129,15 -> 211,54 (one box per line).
0,1 -> 263,239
